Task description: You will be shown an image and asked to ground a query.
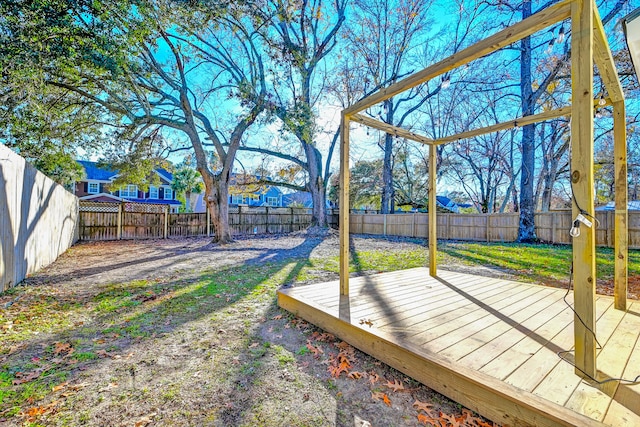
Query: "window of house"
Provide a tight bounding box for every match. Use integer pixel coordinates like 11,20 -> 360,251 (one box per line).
231,195 -> 243,204
267,197 -> 279,206
120,184 -> 137,198
163,187 -> 173,200
149,186 -> 159,199
87,182 -> 99,194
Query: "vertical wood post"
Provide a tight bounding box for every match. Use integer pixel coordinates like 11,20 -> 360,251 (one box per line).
383,214 -> 387,236
206,206 -> 211,237
429,144 -> 437,276
552,212 -> 557,243
571,0 -> 597,379
412,213 -> 416,238
266,206 -> 270,234
486,214 -> 490,242
117,203 -> 122,240
164,205 -> 169,239
339,114 -> 351,296
613,100 -> 628,310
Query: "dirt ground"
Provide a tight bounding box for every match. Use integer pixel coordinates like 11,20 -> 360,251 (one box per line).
0,233 -> 513,426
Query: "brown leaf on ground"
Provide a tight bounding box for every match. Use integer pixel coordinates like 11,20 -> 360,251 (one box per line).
371,391 -> 391,407
306,341 -> 323,357
272,314 -> 283,320
347,371 -> 364,380
21,400 -> 59,422
12,370 -> 42,385
385,378 -> 405,392
439,412 -> 461,427
413,399 -> 437,417
368,371 -> 380,385
417,412 -> 437,425
53,342 -> 74,356
134,412 -> 157,427
52,382 -> 69,392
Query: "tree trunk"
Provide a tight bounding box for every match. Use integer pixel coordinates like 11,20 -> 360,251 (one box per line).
517,1 -> 537,242
203,176 -> 232,243
304,143 -> 327,227
381,100 -> 394,214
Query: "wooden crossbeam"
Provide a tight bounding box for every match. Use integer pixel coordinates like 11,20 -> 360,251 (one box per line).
593,7 -> 624,103
433,106 -> 572,145
343,0 -> 572,115
351,114 -> 434,145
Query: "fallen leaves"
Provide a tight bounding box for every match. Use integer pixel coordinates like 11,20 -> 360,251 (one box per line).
12,369 -> 43,385
359,318 -> 374,327
385,378 -> 405,393
305,340 -> 323,358
371,391 -> 391,407
414,406 -> 497,427
134,412 -> 157,427
21,400 -> 59,423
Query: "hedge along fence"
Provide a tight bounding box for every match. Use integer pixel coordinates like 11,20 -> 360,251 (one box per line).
79,201 -> 340,240
1,144 -> 79,291
349,210 -> 640,249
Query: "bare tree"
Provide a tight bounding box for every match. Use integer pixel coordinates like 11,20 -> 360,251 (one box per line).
46,1 -> 269,242
242,0 -> 347,227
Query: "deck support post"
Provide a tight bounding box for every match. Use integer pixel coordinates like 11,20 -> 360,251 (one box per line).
339,114 -> 351,296
429,144 -> 437,276
613,100 -> 628,310
570,0 -> 597,379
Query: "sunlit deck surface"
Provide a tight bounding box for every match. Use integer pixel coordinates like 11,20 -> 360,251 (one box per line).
277,268 -> 640,426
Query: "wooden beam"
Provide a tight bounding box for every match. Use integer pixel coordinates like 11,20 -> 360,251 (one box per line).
593,6 -> 624,103
613,100 -> 628,311
343,0 -> 572,115
339,114 -> 351,297
429,145 -> 437,277
434,106 -> 572,146
571,0 -> 597,379
351,114 -> 434,145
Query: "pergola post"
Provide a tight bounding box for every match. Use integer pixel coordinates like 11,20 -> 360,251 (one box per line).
570,0 -> 597,379
339,114 -> 351,296
429,145 -> 437,276
613,100 -> 628,310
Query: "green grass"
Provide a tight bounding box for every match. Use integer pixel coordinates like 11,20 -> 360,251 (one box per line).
438,242 -> 640,285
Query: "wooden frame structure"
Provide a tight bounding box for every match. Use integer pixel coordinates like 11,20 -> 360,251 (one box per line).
339,0 -> 627,381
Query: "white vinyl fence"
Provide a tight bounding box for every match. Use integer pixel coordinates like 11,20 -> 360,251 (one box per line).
1,144 -> 79,291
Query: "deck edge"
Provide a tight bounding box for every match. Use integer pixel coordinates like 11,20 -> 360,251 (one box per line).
278,287 -> 604,427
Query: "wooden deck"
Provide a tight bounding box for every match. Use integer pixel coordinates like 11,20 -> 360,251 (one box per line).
278,268 -> 640,427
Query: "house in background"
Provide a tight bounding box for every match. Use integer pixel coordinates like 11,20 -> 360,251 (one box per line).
282,191 -> 336,209
74,160 -> 182,212
192,179 -> 285,212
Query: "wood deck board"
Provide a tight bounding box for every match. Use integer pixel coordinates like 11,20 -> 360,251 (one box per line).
454,292 -> 568,371
531,299 -> 628,407
375,279 -> 526,331
277,269 -> 640,426
409,286 -> 550,347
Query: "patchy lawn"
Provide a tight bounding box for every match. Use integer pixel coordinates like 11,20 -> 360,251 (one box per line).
0,234 -> 637,426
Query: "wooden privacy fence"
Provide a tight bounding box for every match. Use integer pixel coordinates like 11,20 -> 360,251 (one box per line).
1,144 -> 79,290
349,210 -> 640,248
79,202 -> 640,248
79,202 -> 340,240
